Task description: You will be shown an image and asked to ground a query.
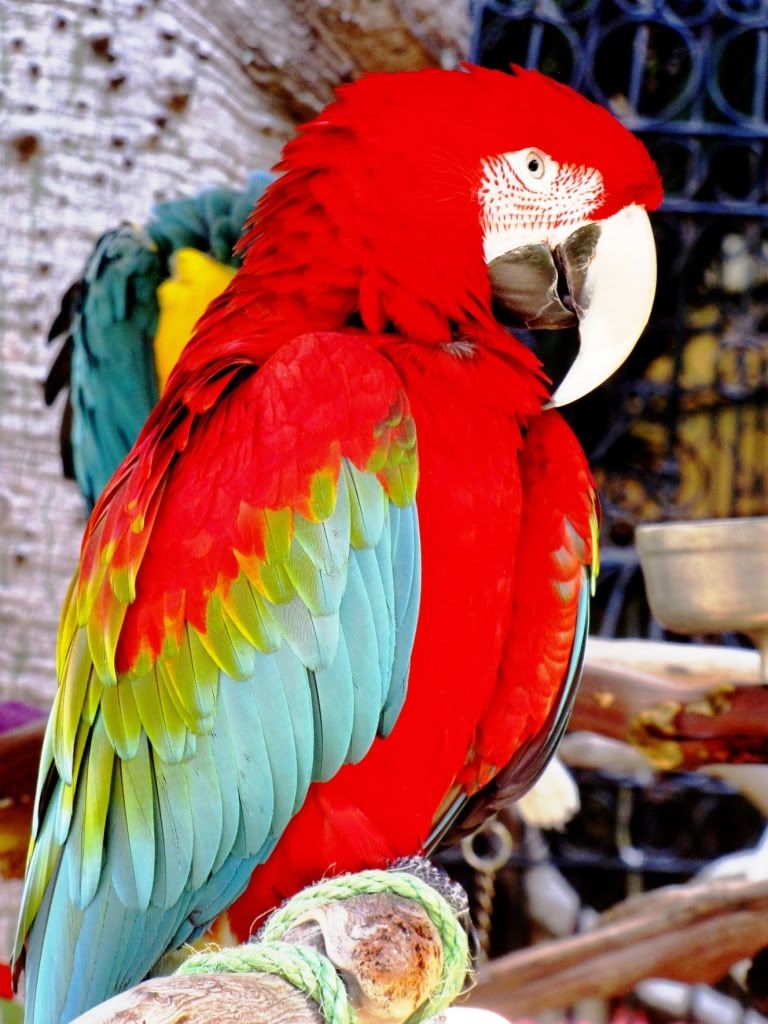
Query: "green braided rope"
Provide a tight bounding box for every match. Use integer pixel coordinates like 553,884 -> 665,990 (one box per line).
176,939 -> 353,1024
174,869 -> 469,1024
260,869 -> 469,1024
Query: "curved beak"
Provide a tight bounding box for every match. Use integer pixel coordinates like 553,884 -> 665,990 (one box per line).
488,204 -> 657,407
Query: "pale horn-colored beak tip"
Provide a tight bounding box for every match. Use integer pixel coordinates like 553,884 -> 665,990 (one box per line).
547,204 -> 657,408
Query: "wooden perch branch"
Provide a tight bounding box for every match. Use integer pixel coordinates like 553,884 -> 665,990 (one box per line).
573,639 -> 767,770
72,973 -> 325,1024
468,876 -> 768,1019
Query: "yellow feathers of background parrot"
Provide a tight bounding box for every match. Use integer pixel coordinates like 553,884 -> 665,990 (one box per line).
154,249 -> 236,392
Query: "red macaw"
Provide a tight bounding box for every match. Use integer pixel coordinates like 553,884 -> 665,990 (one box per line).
14,66 -> 662,1023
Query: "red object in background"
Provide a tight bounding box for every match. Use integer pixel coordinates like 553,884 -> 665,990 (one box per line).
0,963 -> 14,1000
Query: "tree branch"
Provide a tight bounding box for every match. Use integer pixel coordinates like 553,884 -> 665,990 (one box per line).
72,973 -> 324,1024
467,876 -> 768,1019
573,639 -> 766,770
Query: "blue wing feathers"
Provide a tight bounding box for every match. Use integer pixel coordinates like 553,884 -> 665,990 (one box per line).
107,767 -> 137,908
117,736 -> 155,910
250,654 -> 299,838
102,903 -> 143,1001
373,513 -> 398,666
283,541 -> 348,616
354,544 -> 391,697
23,824 -> 66,1019
274,645 -> 315,813
218,676 -> 274,858
269,599 -> 339,671
310,616 -> 356,781
27,858 -> 75,1024
151,751 -> 194,909
168,855 -> 258,950
341,553 -> 385,764
66,872 -> 123,1015
206,725 -> 241,876
187,736 -> 223,891
381,505 -> 421,736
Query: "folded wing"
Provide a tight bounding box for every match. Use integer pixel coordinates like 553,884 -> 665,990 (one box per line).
16,330 -> 421,1024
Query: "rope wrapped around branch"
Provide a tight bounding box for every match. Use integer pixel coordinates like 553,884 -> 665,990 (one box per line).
178,942 -> 354,1023
177,865 -> 470,1023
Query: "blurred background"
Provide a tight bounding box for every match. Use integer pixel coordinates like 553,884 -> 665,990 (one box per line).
1,1 -> 767,1021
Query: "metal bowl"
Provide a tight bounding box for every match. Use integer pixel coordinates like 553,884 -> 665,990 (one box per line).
635,517 -> 768,635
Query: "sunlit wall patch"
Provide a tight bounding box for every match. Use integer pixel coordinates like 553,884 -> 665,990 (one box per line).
479,149 -> 606,262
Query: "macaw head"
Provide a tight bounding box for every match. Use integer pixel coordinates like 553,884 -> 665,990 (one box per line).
244,65 -> 662,406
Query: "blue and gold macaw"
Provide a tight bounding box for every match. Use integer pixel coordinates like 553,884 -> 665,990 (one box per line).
45,172 -> 272,508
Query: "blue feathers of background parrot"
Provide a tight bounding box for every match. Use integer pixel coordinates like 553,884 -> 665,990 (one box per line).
44,171 -> 273,509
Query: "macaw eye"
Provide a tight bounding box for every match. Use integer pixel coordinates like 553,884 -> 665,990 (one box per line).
525,150 -> 546,179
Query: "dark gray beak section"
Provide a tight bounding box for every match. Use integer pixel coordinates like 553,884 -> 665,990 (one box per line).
486,204 -> 658,408
488,224 -> 601,330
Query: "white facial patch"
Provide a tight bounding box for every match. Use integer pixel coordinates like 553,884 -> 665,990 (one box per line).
479,148 -> 605,263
